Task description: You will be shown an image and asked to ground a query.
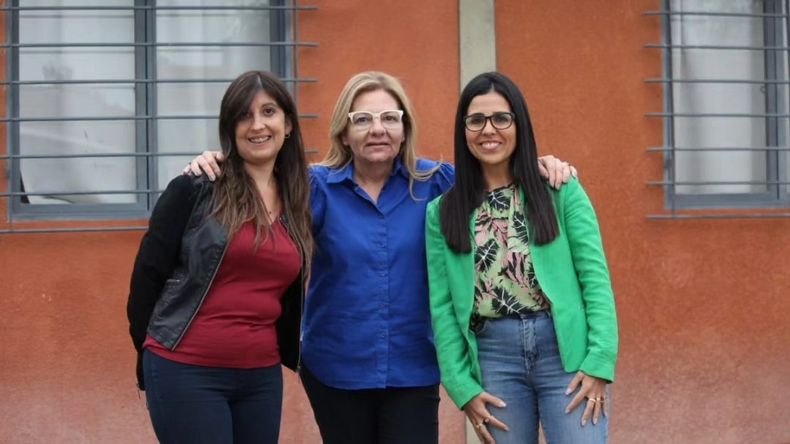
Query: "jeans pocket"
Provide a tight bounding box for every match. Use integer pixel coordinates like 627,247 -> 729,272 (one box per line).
470,318 -> 491,336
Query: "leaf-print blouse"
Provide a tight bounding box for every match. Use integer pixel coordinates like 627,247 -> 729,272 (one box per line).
472,184 -> 550,326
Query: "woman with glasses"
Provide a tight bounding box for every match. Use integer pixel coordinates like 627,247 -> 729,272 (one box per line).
426,72 -> 618,444
185,71 -> 575,444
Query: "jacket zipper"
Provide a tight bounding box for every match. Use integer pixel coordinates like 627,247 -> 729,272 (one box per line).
280,215 -> 306,374
170,242 -> 229,350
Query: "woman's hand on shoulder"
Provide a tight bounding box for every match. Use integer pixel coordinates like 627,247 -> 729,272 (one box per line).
564,371 -> 608,427
182,151 -> 225,181
538,155 -> 578,190
463,391 -> 509,444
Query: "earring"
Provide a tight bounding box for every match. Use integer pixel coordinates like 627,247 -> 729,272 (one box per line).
285,133 -> 291,139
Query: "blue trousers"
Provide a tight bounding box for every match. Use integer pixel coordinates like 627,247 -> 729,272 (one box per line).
475,312 -> 610,444
143,350 -> 283,444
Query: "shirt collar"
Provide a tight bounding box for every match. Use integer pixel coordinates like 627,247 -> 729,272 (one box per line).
325,157 -> 410,185
325,162 -> 355,184
392,157 -> 411,179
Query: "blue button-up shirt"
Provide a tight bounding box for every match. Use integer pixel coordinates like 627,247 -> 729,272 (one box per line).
302,159 -> 455,389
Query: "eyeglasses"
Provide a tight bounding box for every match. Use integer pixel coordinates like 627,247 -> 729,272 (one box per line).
463,112 -> 515,132
347,110 -> 404,131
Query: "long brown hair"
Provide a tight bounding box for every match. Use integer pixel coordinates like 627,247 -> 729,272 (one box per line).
210,70 -> 313,268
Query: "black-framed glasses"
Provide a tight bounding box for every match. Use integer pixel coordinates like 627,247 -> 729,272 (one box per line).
463,112 -> 515,132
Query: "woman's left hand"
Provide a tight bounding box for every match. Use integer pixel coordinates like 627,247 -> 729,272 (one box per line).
537,155 -> 578,190
564,371 -> 608,426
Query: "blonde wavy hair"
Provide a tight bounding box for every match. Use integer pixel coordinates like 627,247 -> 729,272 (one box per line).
320,71 -> 440,197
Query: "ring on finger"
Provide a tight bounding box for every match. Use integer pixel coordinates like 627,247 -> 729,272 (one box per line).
475,423 -> 485,430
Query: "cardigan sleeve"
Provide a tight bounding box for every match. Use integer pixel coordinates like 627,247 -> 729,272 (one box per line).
425,198 -> 484,409
561,178 -> 618,382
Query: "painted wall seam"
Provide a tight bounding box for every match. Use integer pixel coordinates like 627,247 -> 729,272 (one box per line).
458,2 -> 496,442
459,0 -> 497,91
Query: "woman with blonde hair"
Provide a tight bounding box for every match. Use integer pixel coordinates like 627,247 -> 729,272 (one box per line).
186,71 -> 574,444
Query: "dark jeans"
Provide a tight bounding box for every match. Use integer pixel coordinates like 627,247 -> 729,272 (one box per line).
300,364 -> 440,444
143,350 -> 283,444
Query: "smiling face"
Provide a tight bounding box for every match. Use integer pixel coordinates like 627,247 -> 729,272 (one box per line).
464,91 -> 517,172
235,89 -> 292,166
341,89 -> 405,167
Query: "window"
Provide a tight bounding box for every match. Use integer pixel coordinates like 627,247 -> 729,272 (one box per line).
650,0 -> 790,212
4,0 -> 293,221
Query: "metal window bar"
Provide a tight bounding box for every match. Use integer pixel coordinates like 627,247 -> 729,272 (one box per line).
644,10 -> 789,19
2,1 -> 319,234
646,43 -> 790,51
644,0 -> 790,219
1,114 -> 319,122
0,42 -> 317,48
143,0 -> 158,215
0,78 -> 318,85
647,146 -> 790,151
0,5 -> 318,11
646,79 -> 790,84
0,150 -> 320,160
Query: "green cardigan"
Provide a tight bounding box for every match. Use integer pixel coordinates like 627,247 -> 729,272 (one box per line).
425,178 -> 618,410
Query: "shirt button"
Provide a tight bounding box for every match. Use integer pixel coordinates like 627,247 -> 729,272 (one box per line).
379,214 -> 384,219
379,271 -> 386,277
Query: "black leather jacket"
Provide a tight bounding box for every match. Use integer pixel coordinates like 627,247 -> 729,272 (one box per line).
127,175 -> 305,390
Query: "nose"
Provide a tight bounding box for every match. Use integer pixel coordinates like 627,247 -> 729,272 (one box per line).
481,118 -> 496,135
369,116 -> 386,135
251,112 -> 266,131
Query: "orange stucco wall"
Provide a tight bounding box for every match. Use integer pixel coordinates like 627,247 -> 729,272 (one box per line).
3,1 -> 790,444
495,1 -> 790,443
0,1 -> 464,443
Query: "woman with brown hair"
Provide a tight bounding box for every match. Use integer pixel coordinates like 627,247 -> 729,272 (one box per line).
126,70 -> 312,444
426,72 -> 617,444
186,71 -> 574,444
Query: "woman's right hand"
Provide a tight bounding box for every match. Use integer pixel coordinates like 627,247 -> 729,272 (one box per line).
183,150 -> 225,181
463,391 -> 509,444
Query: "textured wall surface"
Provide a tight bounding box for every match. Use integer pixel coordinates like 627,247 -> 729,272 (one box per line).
3,1 -> 790,443
0,0 -> 464,443
494,1 -> 790,443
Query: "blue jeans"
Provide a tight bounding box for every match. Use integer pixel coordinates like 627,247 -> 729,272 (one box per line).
475,312 -> 609,444
143,350 -> 283,444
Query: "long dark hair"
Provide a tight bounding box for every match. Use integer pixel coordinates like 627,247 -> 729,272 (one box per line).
440,72 -> 558,254
210,70 -> 313,268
